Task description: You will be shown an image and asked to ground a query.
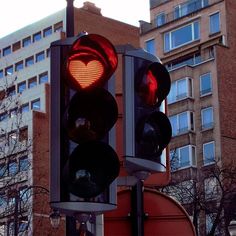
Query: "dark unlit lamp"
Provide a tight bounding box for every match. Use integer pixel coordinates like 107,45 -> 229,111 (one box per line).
49,210 -> 61,228
228,220 -> 236,236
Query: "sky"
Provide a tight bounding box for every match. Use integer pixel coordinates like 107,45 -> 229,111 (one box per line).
0,0 -> 150,38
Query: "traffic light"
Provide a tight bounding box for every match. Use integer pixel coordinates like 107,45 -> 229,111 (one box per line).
122,48 -> 172,180
50,33 -> 120,213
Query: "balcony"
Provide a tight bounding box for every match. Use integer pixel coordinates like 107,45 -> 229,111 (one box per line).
141,0 -> 223,34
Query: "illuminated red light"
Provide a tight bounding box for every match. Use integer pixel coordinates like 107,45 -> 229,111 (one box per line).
66,34 -> 118,90
146,70 -> 158,106
68,60 -> 104,89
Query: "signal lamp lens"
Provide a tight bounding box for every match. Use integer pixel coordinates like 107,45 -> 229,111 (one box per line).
137,62 -> 171,107
68,59 -> 104,89
64,88 -> 118,143
136,111 -> 172,159
64,141 -> 120,199
66,34 -> 118,90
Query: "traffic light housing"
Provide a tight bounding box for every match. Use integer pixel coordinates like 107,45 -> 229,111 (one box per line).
50,33 -> 120,214
122,47 -> 172,183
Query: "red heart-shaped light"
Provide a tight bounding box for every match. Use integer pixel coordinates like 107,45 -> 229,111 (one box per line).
68,60 -> 104,89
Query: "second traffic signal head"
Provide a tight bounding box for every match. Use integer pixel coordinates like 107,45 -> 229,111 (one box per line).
123,49 -> 172,175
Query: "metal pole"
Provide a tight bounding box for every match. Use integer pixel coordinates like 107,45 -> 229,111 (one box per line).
66,0 -> 75,37
14,193 -> 19,236
131,180 -> 144,236
65,1 -> 76,235
66,216 -> 77,235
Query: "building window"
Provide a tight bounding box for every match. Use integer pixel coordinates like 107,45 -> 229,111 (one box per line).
5,65 -> 13,76
18,218 -> 28,233
174,0 -> 209,19
156,12 -> 165,27
8,160 -> 18,176
46,48 -> 50,57
9,108 -> 17,118
43,26 -> 52,37
12,41 -> 21,52
170,145 -> 196,170
36,51 -> 45,62
0,70 -> 3,79
21,103 -> 29,113
3,46 -> 11,56
22,36 -> 31,47
0,193 -> 7,208
164,21 -> 200,52
205,213 -> 221,235
33,31 -> 42,42
210,12 -> 220,34
8,221 -> 15,236
39,72 -> 48,84
31,99 -> 40,110
54,21 -> 63,32
19,156 -> 29,171
8,131 -> 17,146
28,77 -> 37,88
204,177 -> 220,200
19,127 -> 28,142
166,53 -> 201,70
17,81 -> 27,93
0,163 -> 7,177
145,39 -> 155,55
168,77 -> 192,104
25,56 -> 34,67
201,107 -> 213,130
200,72 -> 212,96
15,61 -> 24,72
203,141 -> 215,165
0,112 -> 8,122
7,86 -> 16,97
169,111 -> 194,136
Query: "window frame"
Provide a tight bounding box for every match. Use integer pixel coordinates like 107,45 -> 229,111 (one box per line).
164,21 -> 200,52
15,61 -> 24,72
35,51 -> 45,62
203,141 -> 215,165
168,77 -> 193,104
201,107 -> 214,130
22,36 -> 31,47
28,77 -> 37,89
145,38 -> 156,55
171,145 -> 196,170
200,72 -> 212,96
31,99 -> 40,111
33,31 -> 42,42
3,46 -> 11,56
43,26 -> 52,37
25,56 -> 34,67
156,12 -> 166,27
169,111 -> 194,136
39,72 -> 48,84
209,11 -> 220,35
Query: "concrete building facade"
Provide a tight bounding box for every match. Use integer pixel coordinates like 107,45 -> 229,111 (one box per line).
0,2 -> 139,235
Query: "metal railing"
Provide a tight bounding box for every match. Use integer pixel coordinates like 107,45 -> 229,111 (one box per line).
141,0 -> 223,34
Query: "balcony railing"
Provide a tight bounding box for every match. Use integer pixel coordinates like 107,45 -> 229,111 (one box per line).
141,0 -> 223,34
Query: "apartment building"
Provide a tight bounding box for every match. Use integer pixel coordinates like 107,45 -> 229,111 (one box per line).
140,0 -> 236,235
0,2 -> 139,235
